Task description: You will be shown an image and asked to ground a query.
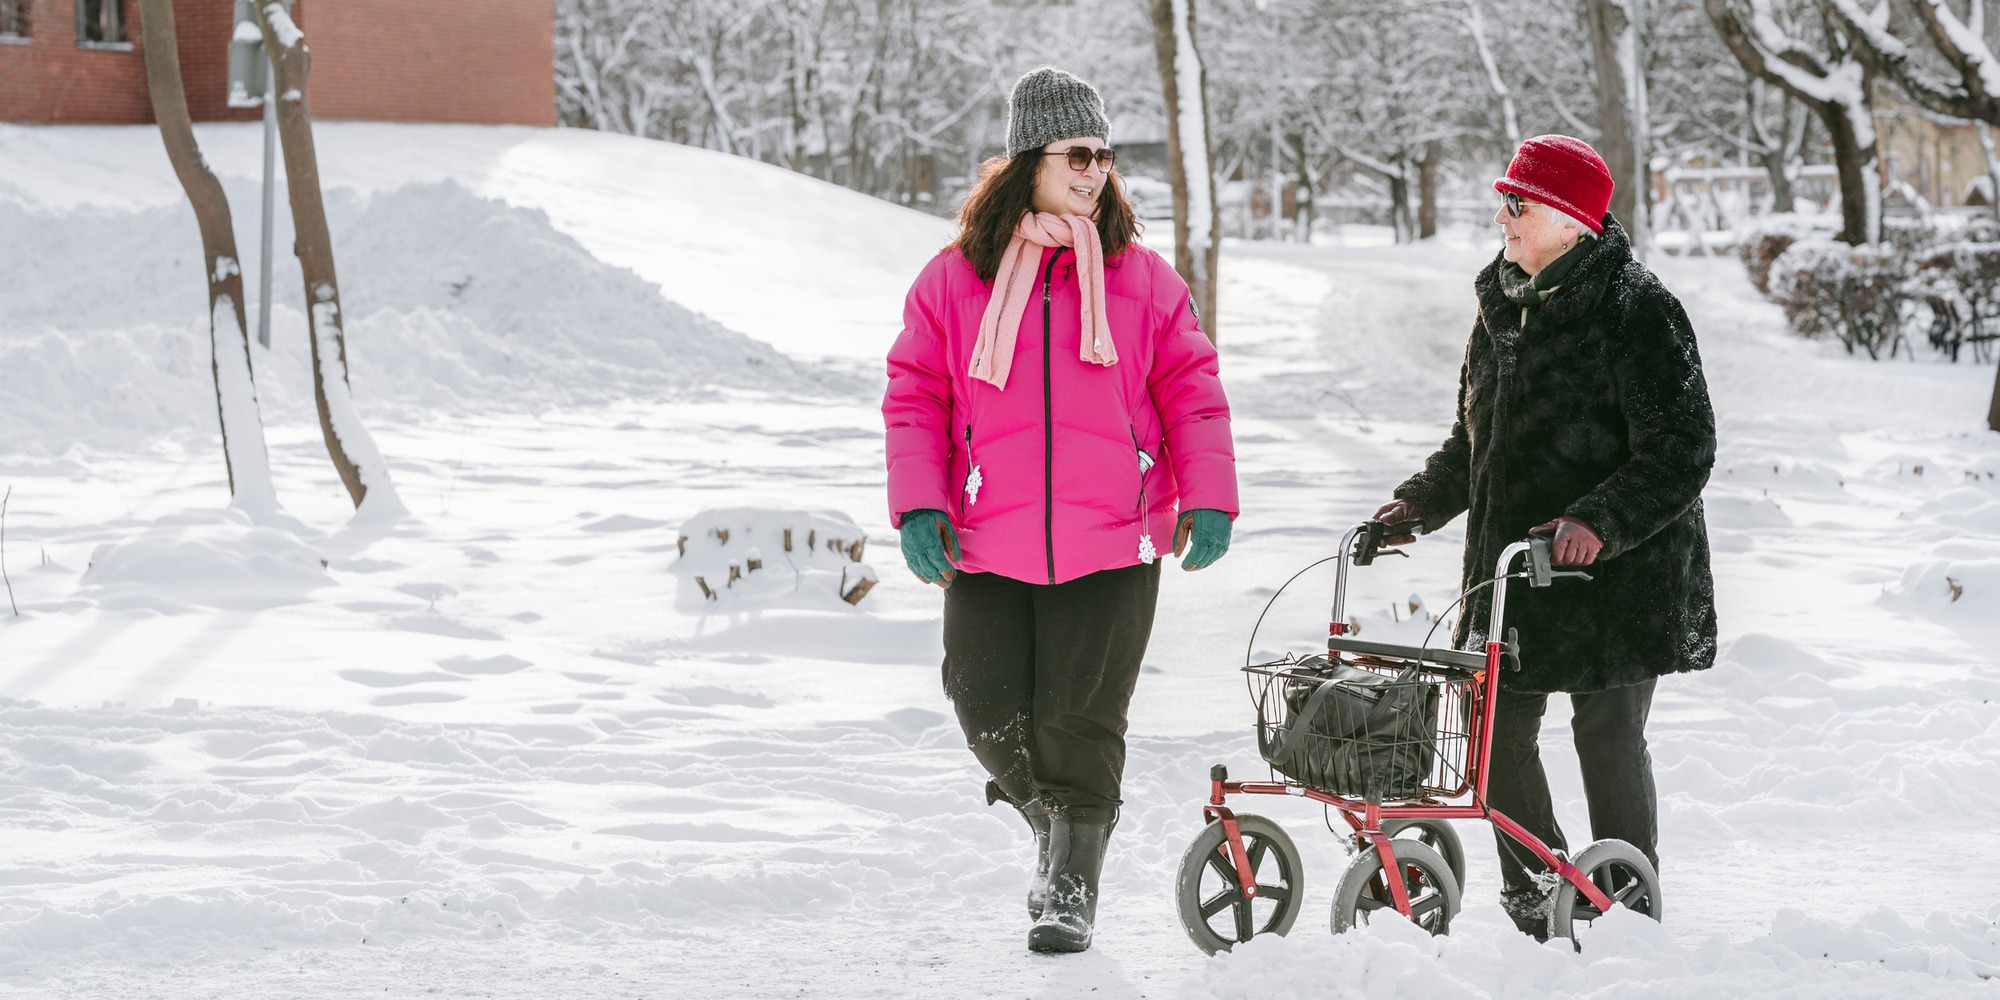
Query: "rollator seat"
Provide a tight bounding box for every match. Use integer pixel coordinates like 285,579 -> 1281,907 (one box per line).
1325,636 -> 1486,673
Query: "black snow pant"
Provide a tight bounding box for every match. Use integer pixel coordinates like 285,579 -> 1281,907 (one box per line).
940,562 -> 1162,824
1486,679 -> 1659,892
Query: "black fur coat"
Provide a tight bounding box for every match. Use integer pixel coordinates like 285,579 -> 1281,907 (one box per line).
1394,218 -> 1717,693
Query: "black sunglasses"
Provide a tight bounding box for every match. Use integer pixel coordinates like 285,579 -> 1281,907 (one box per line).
1043,146 -> 1117,172
1502,191 -> 1526,218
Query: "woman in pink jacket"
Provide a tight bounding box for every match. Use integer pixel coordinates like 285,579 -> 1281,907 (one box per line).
882,68 -> 1238,954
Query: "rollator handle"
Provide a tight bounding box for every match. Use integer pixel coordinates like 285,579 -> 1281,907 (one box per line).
1353,519 -> 1423,567
1526,537 -> 1594,588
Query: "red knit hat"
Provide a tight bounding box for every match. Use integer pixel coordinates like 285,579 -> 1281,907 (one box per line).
1494,135 -> 1613,234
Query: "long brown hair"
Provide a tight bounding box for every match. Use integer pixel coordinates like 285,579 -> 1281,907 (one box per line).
951,151 -> 1142,283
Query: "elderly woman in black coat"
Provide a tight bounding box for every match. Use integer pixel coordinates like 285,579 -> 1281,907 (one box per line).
1374,134 -> 1717,938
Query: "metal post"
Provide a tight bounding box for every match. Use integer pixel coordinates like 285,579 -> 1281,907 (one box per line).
257,52 -> 276,349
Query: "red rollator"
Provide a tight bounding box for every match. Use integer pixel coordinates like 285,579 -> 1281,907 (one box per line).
1174,520 -> 1664,952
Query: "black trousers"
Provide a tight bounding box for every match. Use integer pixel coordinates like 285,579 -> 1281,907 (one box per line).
940,562 -> 1162,824
1487,679 -> 1659,891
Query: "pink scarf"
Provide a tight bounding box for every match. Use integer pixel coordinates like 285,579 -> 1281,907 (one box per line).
970,212 -> 1116,390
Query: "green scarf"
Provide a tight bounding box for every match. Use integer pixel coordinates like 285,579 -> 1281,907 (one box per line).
1498,238 -> 1593,306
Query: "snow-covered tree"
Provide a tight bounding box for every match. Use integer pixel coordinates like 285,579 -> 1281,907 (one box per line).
1819,0 -> 2000,221
1321,3 -> 1490,242
554,0 -> 1053,211
1151,0 -> 1221,338
254,1 -> 400,513
1707,0 -> 1882,244
1466,0 -> 1525,148
136,0 -> 278,519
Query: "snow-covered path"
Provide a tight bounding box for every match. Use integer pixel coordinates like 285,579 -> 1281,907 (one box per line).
3,239 -> 1997,996
3,125 -> 1998,997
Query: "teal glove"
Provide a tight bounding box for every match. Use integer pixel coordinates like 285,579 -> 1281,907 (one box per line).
1175,509 -> 1231,571
899,509 -> 960,587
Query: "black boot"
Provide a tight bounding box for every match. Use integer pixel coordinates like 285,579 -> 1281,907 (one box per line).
1027,815 -> 1110,953
1501,884 -> 1553,941
1020,800 -> 1053,920
990,783 -> 1053,919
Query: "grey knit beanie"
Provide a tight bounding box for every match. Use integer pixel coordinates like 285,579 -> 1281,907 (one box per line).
1005,67 -> 1110,159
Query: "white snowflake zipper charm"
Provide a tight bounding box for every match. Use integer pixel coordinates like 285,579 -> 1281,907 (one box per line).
965,466 -> 983,505
1138,533 -> 1157,565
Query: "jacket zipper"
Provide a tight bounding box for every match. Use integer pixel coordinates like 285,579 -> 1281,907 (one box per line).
1042,247 -> 1066,585
1132,425 -> 1156,565
959,424 -> 973,516
1130,425 -> 1151,514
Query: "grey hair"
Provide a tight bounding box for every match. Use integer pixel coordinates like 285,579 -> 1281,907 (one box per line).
1551,206 -> 1597,241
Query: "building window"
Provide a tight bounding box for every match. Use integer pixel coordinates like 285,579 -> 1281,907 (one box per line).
0,0 -> 28,43
76,0 -> 129,49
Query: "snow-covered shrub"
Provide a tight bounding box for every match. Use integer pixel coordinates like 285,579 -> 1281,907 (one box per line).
1911,243 -> 2000,363
1767,238 -> 1915,359
669,507 -> 878,611
1736,214 -> 1838,295
1880,214 -> 1951,253
1762,220 -> 2000,363
1738,230 -> 1796,295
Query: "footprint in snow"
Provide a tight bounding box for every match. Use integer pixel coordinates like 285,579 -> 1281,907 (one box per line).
340,669 -> 467,688
373,691 -> 467,707
439,654 -> 532,675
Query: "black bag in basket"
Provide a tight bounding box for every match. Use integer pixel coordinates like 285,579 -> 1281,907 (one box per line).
1256,655 -> 1440,800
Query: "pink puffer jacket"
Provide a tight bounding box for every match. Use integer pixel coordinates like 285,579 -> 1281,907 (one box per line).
884,242 -> 1237,585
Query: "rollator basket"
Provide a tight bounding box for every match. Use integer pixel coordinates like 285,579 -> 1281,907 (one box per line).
1251,640 -> 1478,801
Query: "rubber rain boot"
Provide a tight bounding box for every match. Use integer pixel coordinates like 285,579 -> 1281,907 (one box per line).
1021,799 -> 1053,920
1027,816 -> 1110,953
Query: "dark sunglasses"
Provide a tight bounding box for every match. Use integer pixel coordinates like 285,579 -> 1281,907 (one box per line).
1044,146 -> 1117,171
1502,191 -> 1526,218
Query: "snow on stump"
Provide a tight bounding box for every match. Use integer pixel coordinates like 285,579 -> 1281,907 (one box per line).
671,507 -> 878,610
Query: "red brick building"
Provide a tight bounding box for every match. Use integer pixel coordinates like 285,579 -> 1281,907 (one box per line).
0,0 -> 555,126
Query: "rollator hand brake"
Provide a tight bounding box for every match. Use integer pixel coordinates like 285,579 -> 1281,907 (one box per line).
1526,537 -> 1593,588
1354,519 -> 1423,567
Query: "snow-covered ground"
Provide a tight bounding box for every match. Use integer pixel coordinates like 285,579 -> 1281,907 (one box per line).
0,124 -> 1996,998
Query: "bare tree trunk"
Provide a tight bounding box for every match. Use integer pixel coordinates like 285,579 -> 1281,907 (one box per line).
1418,141 -> 1440,240
1585,0 -> 1650,255
1989,356 -> 2000,433
1747,82 -> 1804,213
137,0 -> 277,516
1388,158 -> 1413,243
1150,0 -> 1220,342
254,1 -> 398,512
1269,118 -> 1284,241
1822,102 -> 1880,244
1289,131 -> 1315,242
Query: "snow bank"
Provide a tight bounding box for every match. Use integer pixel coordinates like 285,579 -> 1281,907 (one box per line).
76,507 -> 331,612
0,122 -> 952,360
1182,902 -> 2000,999
1876,436 -> 2000,646
0,181 -> 847,455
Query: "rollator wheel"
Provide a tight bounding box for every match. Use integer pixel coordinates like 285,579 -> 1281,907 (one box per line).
1382,819 -> 1467,892
1174,814 -> 1304,955
1330,837 -> 1460,935
1548,839 -> 1663,947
